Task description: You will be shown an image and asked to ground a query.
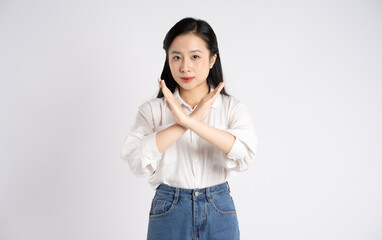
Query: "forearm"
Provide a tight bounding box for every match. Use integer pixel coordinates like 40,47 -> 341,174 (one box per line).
184,117 -> 236,155
155,123 -> 188,153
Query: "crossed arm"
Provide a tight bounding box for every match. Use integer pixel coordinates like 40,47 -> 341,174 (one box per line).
155,79 -> 236,155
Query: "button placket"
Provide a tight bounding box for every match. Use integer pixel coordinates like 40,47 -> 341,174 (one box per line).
190,129 -> 197,185
192,131 -> 200,187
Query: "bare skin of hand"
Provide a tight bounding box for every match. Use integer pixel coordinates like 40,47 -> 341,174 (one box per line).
157,78 -> 226,126
189,81 -> 226,121
157,78 -> 189,126
155,78 -> 235,154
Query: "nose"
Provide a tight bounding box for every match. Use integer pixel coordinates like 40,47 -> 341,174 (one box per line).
180,58 -> 191,73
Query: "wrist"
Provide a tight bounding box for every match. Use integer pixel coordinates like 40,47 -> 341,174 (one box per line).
176,122 -> 188,131
189,112 -> 202,122
182,115 -> 195,130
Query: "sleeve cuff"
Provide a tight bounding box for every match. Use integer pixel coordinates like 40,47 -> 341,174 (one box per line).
225,133 -> 248,168
140,131 -> 163,166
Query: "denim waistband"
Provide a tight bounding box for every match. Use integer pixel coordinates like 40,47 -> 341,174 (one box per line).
155,181 -> 231,200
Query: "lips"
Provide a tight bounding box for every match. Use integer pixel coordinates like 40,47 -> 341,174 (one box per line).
181,77 -> 194,82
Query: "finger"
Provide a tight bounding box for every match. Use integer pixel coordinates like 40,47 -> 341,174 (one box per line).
161,82 -> 177,103
217,81 -> 226,91
165,98 -> 171,110
159,79 -> 170,101
160,83 -> 179,110
159,79 -> 171,97
202,82 -> 224,104
161,83 -> 172,100
201,82 -> 224,103
158,78 -> 165,88
160,80 -> 171,95
206,82 -> 223,96
160,79 -> 168,88
212,81 -> 226,97
158,79 -> 175,105
160,79 -> 165,87
158,79 -> 163,89
158,78 -> 168,90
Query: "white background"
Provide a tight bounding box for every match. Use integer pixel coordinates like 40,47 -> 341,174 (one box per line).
1,0 -> 381,239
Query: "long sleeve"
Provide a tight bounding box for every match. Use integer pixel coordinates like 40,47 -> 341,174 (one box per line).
223,100 -> 259,172
120,101 -> 164,177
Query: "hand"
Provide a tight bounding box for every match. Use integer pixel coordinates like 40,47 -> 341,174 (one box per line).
158,78 -> 190,126
190,81 -> 226,121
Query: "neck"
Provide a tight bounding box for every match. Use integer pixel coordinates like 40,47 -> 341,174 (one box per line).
179,82 -> 210,109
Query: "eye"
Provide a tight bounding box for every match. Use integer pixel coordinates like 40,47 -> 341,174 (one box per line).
192,55 -> 200,59
173,56 -> 181,60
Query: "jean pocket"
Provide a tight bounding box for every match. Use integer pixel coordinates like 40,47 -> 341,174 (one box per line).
208,193 -> 237,215
149,192 -> 176,219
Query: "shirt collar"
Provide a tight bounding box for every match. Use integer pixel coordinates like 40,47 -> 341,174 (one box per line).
173,85 -> 222,110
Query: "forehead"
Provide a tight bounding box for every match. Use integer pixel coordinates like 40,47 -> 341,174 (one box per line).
169,32 -> 209,53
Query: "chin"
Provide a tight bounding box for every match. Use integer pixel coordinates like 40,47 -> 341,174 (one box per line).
178,84 -> 194,91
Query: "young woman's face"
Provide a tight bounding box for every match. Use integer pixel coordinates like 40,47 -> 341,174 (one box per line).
168,32 -> 216,92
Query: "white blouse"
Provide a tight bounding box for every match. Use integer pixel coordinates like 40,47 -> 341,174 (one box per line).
120,86 -> 259,190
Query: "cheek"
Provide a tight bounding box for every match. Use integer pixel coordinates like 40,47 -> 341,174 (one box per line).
195,61 -> 211,76
169,61 -> 175,70
194,59 -> 208,69
169,62 -> 177,74
169,62 -> 180,81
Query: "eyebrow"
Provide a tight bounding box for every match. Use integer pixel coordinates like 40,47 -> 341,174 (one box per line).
170,49 -> 203,54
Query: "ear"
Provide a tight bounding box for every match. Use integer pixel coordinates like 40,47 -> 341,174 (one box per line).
209,54 -> 217,69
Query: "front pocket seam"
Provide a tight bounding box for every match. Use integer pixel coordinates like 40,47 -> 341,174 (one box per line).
208,198 -> 237,216
149,199 -> 177,219
152,200 -> 165,214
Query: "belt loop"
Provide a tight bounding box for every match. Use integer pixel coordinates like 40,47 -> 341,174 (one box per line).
173,187 -> 179,204
226,181 -> 231,192
206,186 -> 212,202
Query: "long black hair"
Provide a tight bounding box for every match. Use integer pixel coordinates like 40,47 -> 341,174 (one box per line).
156,17 -> 229,98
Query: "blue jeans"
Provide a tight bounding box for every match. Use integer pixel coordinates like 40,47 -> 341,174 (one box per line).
147,182 -> 240,240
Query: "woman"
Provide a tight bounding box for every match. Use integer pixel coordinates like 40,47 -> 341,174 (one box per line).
121,17 -> 258,240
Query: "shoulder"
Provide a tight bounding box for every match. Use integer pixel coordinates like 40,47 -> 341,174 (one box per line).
220,94 -> 253,125
220,94 -> 249,111
137,97 -> 165,116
